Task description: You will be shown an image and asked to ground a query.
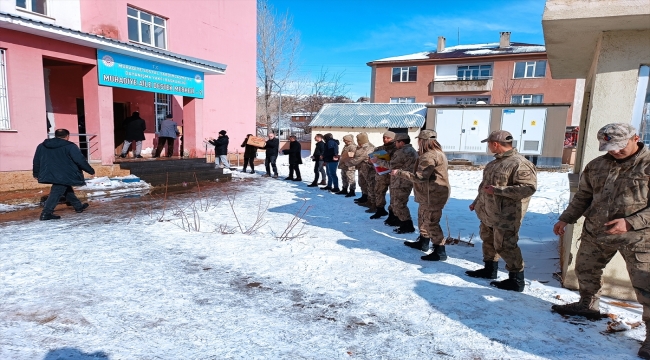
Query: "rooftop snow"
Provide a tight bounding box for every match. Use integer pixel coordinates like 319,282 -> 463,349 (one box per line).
370,42 -> 546,63
309,103 -> 427,128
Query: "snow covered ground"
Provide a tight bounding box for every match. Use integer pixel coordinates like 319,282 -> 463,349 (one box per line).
0,155 -> 645,359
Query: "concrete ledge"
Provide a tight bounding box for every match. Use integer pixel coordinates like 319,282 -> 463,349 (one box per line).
0,165 -> 130,192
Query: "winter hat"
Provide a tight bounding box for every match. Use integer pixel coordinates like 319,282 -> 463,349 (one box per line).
383,131 -> 396,139
166,113 -> 173,119
343,134 -> 354,142
357,132 -> 369,145
219,130 -> 227,135
394,133 -> 410,141
324,133 -> 333,140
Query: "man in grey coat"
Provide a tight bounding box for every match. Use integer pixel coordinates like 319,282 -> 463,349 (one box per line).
154,113 -> 179,158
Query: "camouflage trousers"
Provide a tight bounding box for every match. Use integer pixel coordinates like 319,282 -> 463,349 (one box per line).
340,167 -> 356,189
374,174 -> 391,208
418,204 -> 444,245
390,185 -> 412,221
357,166 -> 368,195
479,222 -> 525,272
364,166 -> 378,205
575,240 -> 649,322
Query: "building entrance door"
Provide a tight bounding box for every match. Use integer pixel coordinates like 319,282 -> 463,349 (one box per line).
113,102 -> 129,155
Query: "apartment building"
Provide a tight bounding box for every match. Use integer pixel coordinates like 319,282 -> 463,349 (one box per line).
367,32 -> 583,127
0,0 -> 256,187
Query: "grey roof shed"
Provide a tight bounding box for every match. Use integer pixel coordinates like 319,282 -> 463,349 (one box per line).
308,103 -> 427,128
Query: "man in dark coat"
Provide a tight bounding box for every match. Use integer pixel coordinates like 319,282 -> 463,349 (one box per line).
308,134 -> 327,187
240,134 -> 258,173
33,128 -> 95,220
119,111 -> 146,158
208,130 -> 230,169
282,135 -> 303,181
263,132 -> 280,178
322,133 -> 340,192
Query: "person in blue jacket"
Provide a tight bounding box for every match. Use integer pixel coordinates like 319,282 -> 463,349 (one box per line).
321,133 -> 340,192
33,128 -> 95,220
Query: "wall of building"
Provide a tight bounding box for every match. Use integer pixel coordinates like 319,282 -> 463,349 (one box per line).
371,62 -> 434,103
79,0 -> 257,155
0,0 -> 82,30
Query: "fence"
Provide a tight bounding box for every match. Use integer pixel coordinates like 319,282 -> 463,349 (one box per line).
48,133 -> 98,161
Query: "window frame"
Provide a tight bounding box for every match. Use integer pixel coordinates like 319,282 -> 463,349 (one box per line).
15,0 -> 48,15
0,49 -> 11,131
456,64 -> 492,80
513,60 -> 547,79
391,66 -> 417,82
389,97 -> 416,103
455,97 -> 490,105
511,94 -> 544,104
127,6 -> 167,50
154,93 -> 171,132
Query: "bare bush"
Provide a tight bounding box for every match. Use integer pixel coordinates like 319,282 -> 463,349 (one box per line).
276,199 -> 312,241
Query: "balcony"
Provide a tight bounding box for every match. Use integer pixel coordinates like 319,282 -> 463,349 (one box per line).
430,79 -> 493,93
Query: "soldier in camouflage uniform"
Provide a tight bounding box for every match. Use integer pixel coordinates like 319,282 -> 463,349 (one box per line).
393,130 -> 451,261
374,133 -> 418,233
368,131 -> 397,219
465,130 -> 537,292
350,133 -> 375,203
336,135 -> 358,196
551,123 -> 649,359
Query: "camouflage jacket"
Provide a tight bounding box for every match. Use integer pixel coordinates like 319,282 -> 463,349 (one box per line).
559,143 -> 650,251
394,150 -> 450,206
472,149 -> 537,229
349,142 -> 375,171
338,143 -> 358,170
380,144 -> 418,188
374,141 -> 397,184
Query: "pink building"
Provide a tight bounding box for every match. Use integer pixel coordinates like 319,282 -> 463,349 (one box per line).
0,0 -> 256,190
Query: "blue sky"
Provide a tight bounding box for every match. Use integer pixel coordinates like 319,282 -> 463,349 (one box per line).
268,0 -> 547,100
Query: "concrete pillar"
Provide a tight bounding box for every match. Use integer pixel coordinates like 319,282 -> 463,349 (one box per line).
183,97 -> 204,157
82,65 -> 114,165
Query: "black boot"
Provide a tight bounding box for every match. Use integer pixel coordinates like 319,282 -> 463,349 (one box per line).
364,203 -> 377,213
393,219 -> 415,234
307,181 -> 319,187
421,244 -> 447,261
40,213 -> 61,221
345,185 -> 356,197
320,186 -> 332,191
404,235 -> 429,251
383,209 -> 400,226
369,206 -> 388,219
335,186 -> 348,195
490,271 -> 525,292
465,261 -> 499,279
354,194 -> 367,203
330,187 -> 341,193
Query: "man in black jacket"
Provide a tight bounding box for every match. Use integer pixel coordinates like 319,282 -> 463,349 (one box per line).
240,134 -> 258,173
282,135 -> 303,181
263,132 -> 279,178
33,129 -> 95,220
208,130 -> 230,169
308,134 -> 327,187
119,111 -> 146,158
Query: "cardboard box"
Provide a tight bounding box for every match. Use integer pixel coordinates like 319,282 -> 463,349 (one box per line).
247,136 -> 266,148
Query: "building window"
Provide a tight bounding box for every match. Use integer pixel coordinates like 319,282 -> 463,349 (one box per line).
457,65 -> 492,80
127,7 -> 167,49
392,67 -> 417,82
16,0 -> 47,15
514,61 -> 546,78
390,97 -> 416,103
154,93 -> 171,132
456,97 -> 489,105
511,94 -> 544,104
0,50 -> 10,130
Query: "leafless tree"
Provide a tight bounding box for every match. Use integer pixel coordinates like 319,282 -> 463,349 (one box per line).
496,78 -> 524,104
257,0 -> 300,135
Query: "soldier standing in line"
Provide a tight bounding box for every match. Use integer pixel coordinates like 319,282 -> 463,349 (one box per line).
336,135 -> 358,196
350,133 -> 375,203
465,130 -> 537,292
374,133 -> 418,233
551,123 -> 649,359
367,131 -> 397,219
393,130 -> 450,260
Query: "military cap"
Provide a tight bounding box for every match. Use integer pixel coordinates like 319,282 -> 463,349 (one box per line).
481,130 -> 513,143
417,129 -> 437,140
597,123 -> 636,151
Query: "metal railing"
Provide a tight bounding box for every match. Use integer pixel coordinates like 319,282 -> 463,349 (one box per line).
48,133 -> 98,161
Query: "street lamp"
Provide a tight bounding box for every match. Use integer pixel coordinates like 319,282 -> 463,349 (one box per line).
271,79 -> 282,139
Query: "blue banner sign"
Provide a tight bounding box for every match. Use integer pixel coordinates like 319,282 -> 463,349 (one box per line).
97,50 -> 204,98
